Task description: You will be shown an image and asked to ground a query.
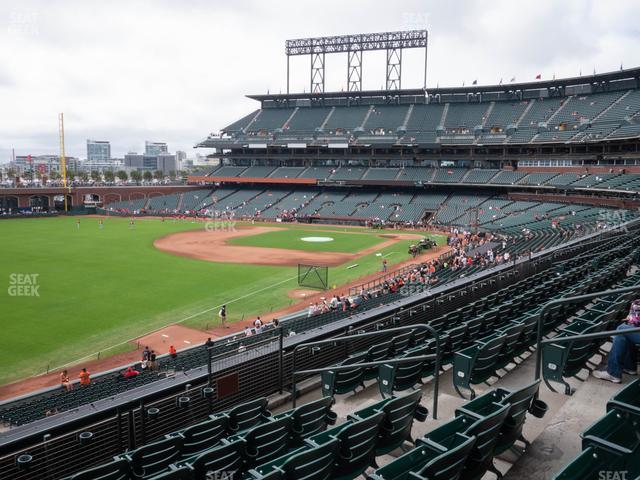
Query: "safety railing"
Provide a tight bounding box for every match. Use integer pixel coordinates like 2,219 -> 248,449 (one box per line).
534,284 -> 640,382
290,324 -> 441,418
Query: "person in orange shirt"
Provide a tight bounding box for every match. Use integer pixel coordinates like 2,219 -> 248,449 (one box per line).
169,345 -> 177,359
79,368 -> 91,386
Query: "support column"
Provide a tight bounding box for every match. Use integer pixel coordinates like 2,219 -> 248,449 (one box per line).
310,52 -> 325,94
347,49 -> 362,92
386,48 -> 402,90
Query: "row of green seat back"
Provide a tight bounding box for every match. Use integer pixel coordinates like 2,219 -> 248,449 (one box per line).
63,397 -> 334,480
454,255 -> 637,399
247,390 -> 428,480
368,381 -> 545,480
325,256 -> 597,400
321,329 -> 418,398
554,379 -> 640,479
542,272 -> 640,395
377,269 -> 562,397
250,409 -> 384,480
61,397 -> 268,480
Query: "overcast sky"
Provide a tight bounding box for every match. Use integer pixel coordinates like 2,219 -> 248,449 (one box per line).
1,0 -> 639,161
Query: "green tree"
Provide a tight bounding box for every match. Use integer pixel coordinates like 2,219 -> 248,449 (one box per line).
90,170 -> 101,182
49,171 -> 61,181
104,170 -> 115,182
130,170 -> 143,183
143,170 -> 153,182
7,168 -> 17,180
79,171 -> 89,182
23,170 -> 33,181
169,170 -> 176,181
153,170 -> 164,181
116,170 -> 128,182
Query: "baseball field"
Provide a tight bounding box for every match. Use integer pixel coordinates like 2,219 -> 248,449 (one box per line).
0,216 -> 446,387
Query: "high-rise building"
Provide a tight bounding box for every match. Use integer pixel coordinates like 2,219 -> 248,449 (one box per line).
144,141 -> 168,156
124,153 -> 144,170
175,150 -> 186,169
157,153 -> 177,174
86,140 -> 111,163
124,152 -> 176,174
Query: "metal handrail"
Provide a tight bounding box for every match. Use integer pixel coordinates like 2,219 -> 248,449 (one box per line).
540,326 -> 640,347
534,284 -> 640,381
291,323 -> 441,418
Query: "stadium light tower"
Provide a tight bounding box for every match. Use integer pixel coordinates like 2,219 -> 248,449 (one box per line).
285,29 -> 428,94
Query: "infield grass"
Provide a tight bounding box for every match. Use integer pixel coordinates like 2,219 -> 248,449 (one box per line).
227,227 -> 386,252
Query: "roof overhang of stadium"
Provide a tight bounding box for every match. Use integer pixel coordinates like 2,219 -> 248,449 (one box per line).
247,66 -> 640,103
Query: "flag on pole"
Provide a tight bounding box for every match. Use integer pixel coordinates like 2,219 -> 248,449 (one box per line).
535,74 -> 542,80
499,78 -> 503,85
472,79 -> 477,85
510,76 -> 516,82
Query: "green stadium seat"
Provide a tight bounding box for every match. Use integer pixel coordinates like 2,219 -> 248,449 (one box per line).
453,333 -> 507,399
307,411 -> 384,480
177,438 -> 246,479
367,430 -> 476,480
230,416 -> 293,467
581,408 -> 640,455
62,458 -> 130,480
171,413 -> 230,458
542,321 -> 604,394
455,380 -> 545,456
607,378 -> 640,416
552,445 -> 640,480
145,466 -> 192,480
364,341 -> 392,381
378,345 -> 432,398
274,396 -> 336,446
228,397 -> 272,433
349,389 -> 428,455
248,439 -> 339,480
120,436 -> 183,478
494,321 -> 526,372
321,351 -> 367,397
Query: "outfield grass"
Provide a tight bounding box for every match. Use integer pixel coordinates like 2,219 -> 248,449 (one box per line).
227,227 -> 387,252
0,217 -> 445,386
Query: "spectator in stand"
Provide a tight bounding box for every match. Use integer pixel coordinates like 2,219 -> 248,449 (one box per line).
123,366 -> 139,379
79,368 -> 91,386
244,326 -> 253,336
60,370 -> 72,391
254,316 -> 263,332
149,350 -> 157,370
205,337 -> 215,348
169,345 -> 177,359
594,300 -> 640,383
141,346 -> 151,369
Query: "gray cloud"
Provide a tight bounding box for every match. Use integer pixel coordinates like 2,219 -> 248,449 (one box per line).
1,0 -> 639,161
